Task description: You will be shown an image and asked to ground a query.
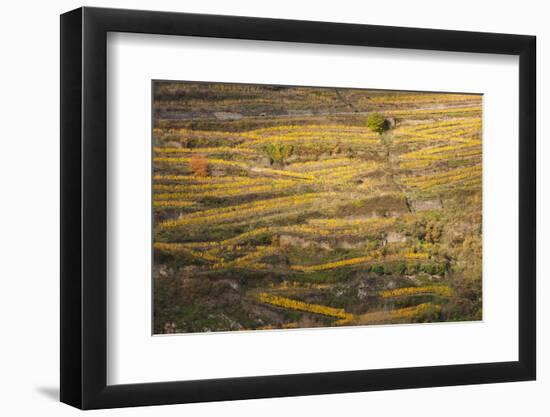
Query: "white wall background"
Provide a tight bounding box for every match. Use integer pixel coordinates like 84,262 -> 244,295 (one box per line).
0,0 -> 545,415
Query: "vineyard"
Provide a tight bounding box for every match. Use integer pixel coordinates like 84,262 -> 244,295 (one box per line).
153,82 -> 482,334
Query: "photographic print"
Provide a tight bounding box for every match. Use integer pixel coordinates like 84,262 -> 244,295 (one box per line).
152,81 -> 482,334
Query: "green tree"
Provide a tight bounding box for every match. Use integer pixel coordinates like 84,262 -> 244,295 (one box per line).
367,112 -> 388,134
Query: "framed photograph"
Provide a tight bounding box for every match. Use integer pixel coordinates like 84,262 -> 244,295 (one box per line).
60,6 -> 536,409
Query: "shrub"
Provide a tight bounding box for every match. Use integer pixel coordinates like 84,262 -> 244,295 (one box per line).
397,262 -> 408,275
413,302 -> 442,323
367,112 -> 388,134
190,154 -> 208,176
372,265 -> 385,275
265,143 -> 294,165
414,219 -> 443,243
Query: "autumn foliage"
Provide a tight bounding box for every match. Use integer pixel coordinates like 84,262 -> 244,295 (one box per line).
189,154 -> 208,177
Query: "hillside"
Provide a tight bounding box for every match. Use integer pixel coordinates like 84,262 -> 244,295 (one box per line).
152,82 -> 483,334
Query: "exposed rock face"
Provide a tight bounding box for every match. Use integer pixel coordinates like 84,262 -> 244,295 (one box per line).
411,199 -> 442,212
279,235 -> 376,251
287,110 -> 313,116
386,231 -> 407,243
226,280 -> 240,291
209,169 -> 226,177
385,280 -> 397,290
357,287 -> 368,300
279,235 -> 331,251
279,235 -> 313,249
164,141 -> 182,148
156,265 -> 169,277
339,240 -> 363,250
258,156 -> 272,167
213,111 -> 243,120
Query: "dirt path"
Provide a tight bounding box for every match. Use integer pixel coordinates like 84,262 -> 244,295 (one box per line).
379,132 -> 413,213
160,103 -> 480,121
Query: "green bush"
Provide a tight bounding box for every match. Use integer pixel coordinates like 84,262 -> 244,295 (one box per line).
265,143 -> 294,165
372,265 -> 385,275
397,263 -> 408,275
367,112 -> 388,134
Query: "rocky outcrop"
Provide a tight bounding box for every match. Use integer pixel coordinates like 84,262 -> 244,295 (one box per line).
213,111 -> 243,120
411,199 -> 442,212
279,235 -> 331,251
386,231 -> 407,243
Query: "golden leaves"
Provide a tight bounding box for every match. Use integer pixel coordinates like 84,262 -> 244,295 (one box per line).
257,293 -> 353,321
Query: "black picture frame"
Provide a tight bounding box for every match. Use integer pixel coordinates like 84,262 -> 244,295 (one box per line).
60,6 -> 536,410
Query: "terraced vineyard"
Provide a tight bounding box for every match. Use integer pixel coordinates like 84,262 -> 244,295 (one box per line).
153,82 -> 482,334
